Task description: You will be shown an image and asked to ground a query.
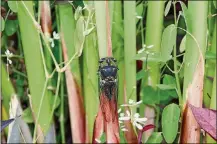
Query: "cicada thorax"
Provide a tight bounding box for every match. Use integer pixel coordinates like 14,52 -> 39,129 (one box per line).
98,57 -> 118,100
98,57 -> 118,122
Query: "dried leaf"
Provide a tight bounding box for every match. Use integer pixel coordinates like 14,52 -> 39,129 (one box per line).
188,103 -> 217,141
180,54 -> 205,143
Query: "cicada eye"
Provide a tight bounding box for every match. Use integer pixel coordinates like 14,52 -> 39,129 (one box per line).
99,58 -> 105,63
111,57 -> 117,63
99,60 -> 103,63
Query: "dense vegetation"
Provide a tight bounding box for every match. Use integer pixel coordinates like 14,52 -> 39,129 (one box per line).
1,0 -> 216,143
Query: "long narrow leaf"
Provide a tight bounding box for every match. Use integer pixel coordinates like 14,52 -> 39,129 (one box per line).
61,35 -> 86,143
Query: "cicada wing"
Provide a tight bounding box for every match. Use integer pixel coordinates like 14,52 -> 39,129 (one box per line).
110,86 -> 118,122
100,86 -> 118,123
100,92 -> 112,122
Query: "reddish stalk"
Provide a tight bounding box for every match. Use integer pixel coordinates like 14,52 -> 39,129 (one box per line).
40,1 -> 52,36
93,1 -> 120,143
61,35 -> 86,143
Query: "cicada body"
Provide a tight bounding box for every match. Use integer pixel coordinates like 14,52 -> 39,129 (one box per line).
98,57 -> 118,122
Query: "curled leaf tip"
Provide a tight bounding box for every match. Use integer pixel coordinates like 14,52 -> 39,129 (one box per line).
138,124 -> 155,144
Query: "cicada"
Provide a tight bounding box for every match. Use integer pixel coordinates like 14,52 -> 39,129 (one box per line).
98,57 -> 118,123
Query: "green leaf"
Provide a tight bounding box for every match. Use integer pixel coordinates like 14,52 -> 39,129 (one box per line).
120,130 -> 127,143
74,6 -> 82,21
100,133 -> 106,143
5,20 -> 18,36
50,95 -> 60,110
73,0 -> 84,8
156,84 -> 175,90
205,51 -> 216,60
1,16 -> 5,31
143,86 -> 159,105
22,107 -> 34,123
16,77 -> 24,98
213,0 -> 216,9
158,89 -> 171,102
179,1 -> 190,29
74,16 -> 85,53
8,1 -> 18,13
83,26 -> 95,36
162,103 -> 180,143
179,35 -> 186,53
157,75 -> 178,102
161,24 -> 177,62
136,69 -> 148,81
164,1 -> 172,16
163,74 -> 176,86
146,132 -> 163,143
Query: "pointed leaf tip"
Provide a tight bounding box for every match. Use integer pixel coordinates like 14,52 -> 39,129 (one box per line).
1,118 -> 15,131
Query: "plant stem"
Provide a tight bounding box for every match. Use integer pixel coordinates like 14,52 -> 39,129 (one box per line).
203,18 -> 216,107
141,1 -> 164,141
94,1 -> 107,58
173,1 -> 182,106
124,1 -> 137,108
180,1 -> 208,143
55,5 -> 66,143
60,73 -> 65,143
206,18 -> 216,144
111,1 -> 124,104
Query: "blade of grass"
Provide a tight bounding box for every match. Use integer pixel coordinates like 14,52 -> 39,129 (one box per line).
55,5 -> 65,143
1,62 -> 16,113
112,1 -> 124,105
83,10 -> 99,142
141,1 -> 164,141
206,21 -> 216,143
40,2 -> 57,142
123,1 -> 138,143
58,4 -> 81,86
124,0 -> 137,112
206,69 -> 216,143
17,1 -> 52,141
58,4 -> 86,143
203,19 -> 216,107
94,1 -> 107,58
180,1 -> 208,143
